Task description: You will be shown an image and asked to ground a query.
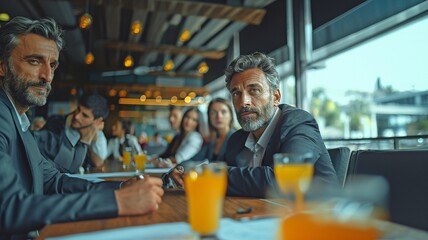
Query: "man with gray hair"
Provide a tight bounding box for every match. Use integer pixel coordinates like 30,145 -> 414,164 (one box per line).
222,52 -> 338,197
169,52 -> 338,197
0,17 -> 163,239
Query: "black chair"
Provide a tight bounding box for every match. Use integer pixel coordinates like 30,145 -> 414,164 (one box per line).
327,147 -> 351,186
347,149 -> 428,231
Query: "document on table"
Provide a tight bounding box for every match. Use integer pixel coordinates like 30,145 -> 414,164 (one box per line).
67,168 -> 172,182
46,218 -> 280,240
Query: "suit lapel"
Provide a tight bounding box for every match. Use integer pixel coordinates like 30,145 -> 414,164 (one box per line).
0,89 -> 43,194
226,130 -> 248,166
19,130 -> 44,194
218,130 -> 234,158
262,108 -> 284,166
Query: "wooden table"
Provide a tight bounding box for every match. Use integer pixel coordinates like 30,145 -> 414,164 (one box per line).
37,190 -> 428,240
37,190 -> 287,239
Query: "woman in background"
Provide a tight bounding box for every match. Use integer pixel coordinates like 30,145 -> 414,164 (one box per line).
189,98 -> 235,162
107,119 -> 142,161
157,107 -> 204,165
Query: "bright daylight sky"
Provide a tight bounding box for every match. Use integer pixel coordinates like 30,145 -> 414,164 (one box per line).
307,15 -> 428,105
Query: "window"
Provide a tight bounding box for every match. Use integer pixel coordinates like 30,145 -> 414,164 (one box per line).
307,16 -> 428,139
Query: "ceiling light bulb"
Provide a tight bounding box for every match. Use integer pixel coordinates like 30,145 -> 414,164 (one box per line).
79,13 -> 93,29
119,89 -> 128,97
163,59 -> 174,71
108,89 -> 117,97
188,91 -> 196,99
123,55 -> 134,68
0,13 -> 10,22
131,21 -> 143,35
198,62 -> 209,74
140,95 -> 146,102
70,88 -> 77,96
184,96 -> 191,103
85,52 -> 94,65
179,29 -> 191,42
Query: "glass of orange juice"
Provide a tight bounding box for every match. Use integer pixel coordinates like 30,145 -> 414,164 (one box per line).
274,153 -> 314,212
184,162 -> 227,237
122,147 -> 132,169
134,152 -> 147,173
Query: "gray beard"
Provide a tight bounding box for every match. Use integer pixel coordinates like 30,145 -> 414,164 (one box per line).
237,100 -> 276,132
3,62 -> 51,108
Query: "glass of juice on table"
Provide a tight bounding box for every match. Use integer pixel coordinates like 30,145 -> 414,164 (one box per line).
274,153 -> 314,212
184,162 -> 227,237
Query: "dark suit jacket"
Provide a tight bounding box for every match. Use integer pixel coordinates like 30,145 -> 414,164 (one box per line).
0,89 -> 120,239
223,104 -> 338,197
189,129 -> 234,162
33,114 -> 88,173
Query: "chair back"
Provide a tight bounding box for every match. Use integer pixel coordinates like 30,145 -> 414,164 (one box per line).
327,147 -> 351,186
347,149 -> 428,231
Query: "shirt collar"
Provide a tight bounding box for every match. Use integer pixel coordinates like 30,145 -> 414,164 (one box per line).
244,107 -> 280,151
65,126 -> 81,146
6,93 -> 31,132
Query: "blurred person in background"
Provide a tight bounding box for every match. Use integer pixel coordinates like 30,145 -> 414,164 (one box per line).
34,93 -> 108,173
30,116 -> 46,131
107,119 -> 142,161
148,132 -> 168,147
169,105 -> 182,133
138,131 -> 148,151
189,98 -> 235,162
156,107 -> 203,166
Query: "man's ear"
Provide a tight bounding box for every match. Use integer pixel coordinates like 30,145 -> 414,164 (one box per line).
0,60 -> 6,77
273,89 -> 281,107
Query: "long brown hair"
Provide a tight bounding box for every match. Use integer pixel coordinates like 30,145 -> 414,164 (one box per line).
170,107 -> 201,154
207,98 -> 234,140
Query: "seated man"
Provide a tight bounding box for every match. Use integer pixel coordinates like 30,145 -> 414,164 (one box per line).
34,93 -> 108,173
30,116 -> 46,131
169,52 -> 338,197
0,17 -> 163,239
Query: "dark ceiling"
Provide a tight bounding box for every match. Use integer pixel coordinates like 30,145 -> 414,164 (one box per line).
0,0 -> 277,94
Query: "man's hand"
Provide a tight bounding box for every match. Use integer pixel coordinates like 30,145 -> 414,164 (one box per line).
169,167 -> 185,188
115,176 -> 164,215
79,120 -> 104,144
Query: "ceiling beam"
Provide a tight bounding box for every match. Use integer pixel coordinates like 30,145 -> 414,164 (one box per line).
102,41 -> 226,59
77,0 -> 266,25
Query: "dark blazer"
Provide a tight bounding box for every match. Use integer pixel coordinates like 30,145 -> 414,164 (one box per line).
189,129 -> 234,162
223,104 -> 338,198
33,114 -> 88,173
0,89 -> 120,239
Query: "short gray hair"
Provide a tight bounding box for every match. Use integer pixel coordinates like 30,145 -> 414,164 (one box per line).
0,16 -> 64,63
224,52 -> 279,92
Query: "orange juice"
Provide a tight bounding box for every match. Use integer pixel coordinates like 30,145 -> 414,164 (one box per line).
184,164 -> 227,236
274,163 -> 313,211
278,213 -> 379,240
122,151 -> 132,168
134,153 -> 147,172
274,163 -> 314,194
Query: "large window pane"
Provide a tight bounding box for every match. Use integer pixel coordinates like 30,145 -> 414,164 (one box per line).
307,16 -> 428,140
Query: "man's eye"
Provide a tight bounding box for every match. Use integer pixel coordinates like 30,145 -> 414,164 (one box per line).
232,91 -> 240,97
250,88 -> 261,94
28,59 -> 40,65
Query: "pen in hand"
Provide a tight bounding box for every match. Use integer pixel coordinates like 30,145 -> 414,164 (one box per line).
120,174 -> 145,189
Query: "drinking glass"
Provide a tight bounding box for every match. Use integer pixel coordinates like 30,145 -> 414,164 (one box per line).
274,153 -> 314,212
184,162 -> 227,237
134,151 -> 147,173
122,147 -> 132,169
